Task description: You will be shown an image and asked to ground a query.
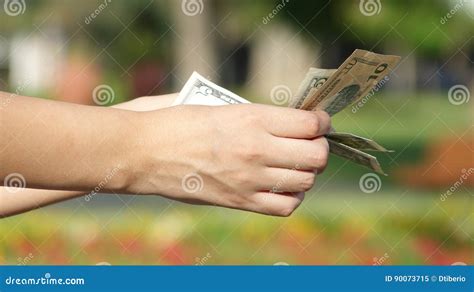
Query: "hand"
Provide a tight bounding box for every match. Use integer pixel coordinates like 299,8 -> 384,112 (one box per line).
127,104 -> 331,216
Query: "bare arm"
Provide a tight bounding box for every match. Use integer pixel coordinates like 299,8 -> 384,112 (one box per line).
0,94 -> 177,218
0,188 -> 83,218
1,91 -> 331,218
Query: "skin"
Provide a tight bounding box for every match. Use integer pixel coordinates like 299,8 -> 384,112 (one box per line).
0,91 -> 331,218
0,94 -> 177,217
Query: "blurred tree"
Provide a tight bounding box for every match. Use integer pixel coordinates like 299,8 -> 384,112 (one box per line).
280,0 -> 474,57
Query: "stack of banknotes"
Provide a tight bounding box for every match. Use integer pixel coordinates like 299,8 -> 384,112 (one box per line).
173,49 -> 401,175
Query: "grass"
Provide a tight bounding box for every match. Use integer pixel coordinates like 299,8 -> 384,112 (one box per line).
311,93 -> 472,183
332,93 -> 470,144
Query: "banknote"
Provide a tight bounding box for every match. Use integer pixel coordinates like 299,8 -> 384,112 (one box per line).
325,132 -> 392,152
175,71 -> 388,174
289,68 -> 336,109
327,140 -> 385,175
300,49 -> 400,115
172,72 -> 250,106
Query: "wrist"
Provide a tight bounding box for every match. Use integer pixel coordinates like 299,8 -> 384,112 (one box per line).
102,110 -> 147,194
117,109 -> 169,195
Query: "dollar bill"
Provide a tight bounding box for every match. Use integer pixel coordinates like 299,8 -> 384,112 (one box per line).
327,139 -> 386,175
289,68 -> 336,109
175,60 -> 395,174
300,49 -> 400,116
172,72 -> 250,106
326,132 -> 392,152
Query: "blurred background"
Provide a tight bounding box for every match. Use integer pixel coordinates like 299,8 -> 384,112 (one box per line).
0,0 -> 472,265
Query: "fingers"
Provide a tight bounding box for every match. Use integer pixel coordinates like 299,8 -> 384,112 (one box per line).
250,191 -> 305,217
262,136 -> 329,171
258,105 -> 331,139
257,167 -> 317,193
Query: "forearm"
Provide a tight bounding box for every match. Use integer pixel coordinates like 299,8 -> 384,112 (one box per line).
112,93 -> 176,111
0,93 -> 177,217
0,187 -> 83,218
0,92 -> 139,192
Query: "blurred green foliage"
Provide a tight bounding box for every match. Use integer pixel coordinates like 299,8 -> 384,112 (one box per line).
3,0 -> 472,73
283,0 -> 473,56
